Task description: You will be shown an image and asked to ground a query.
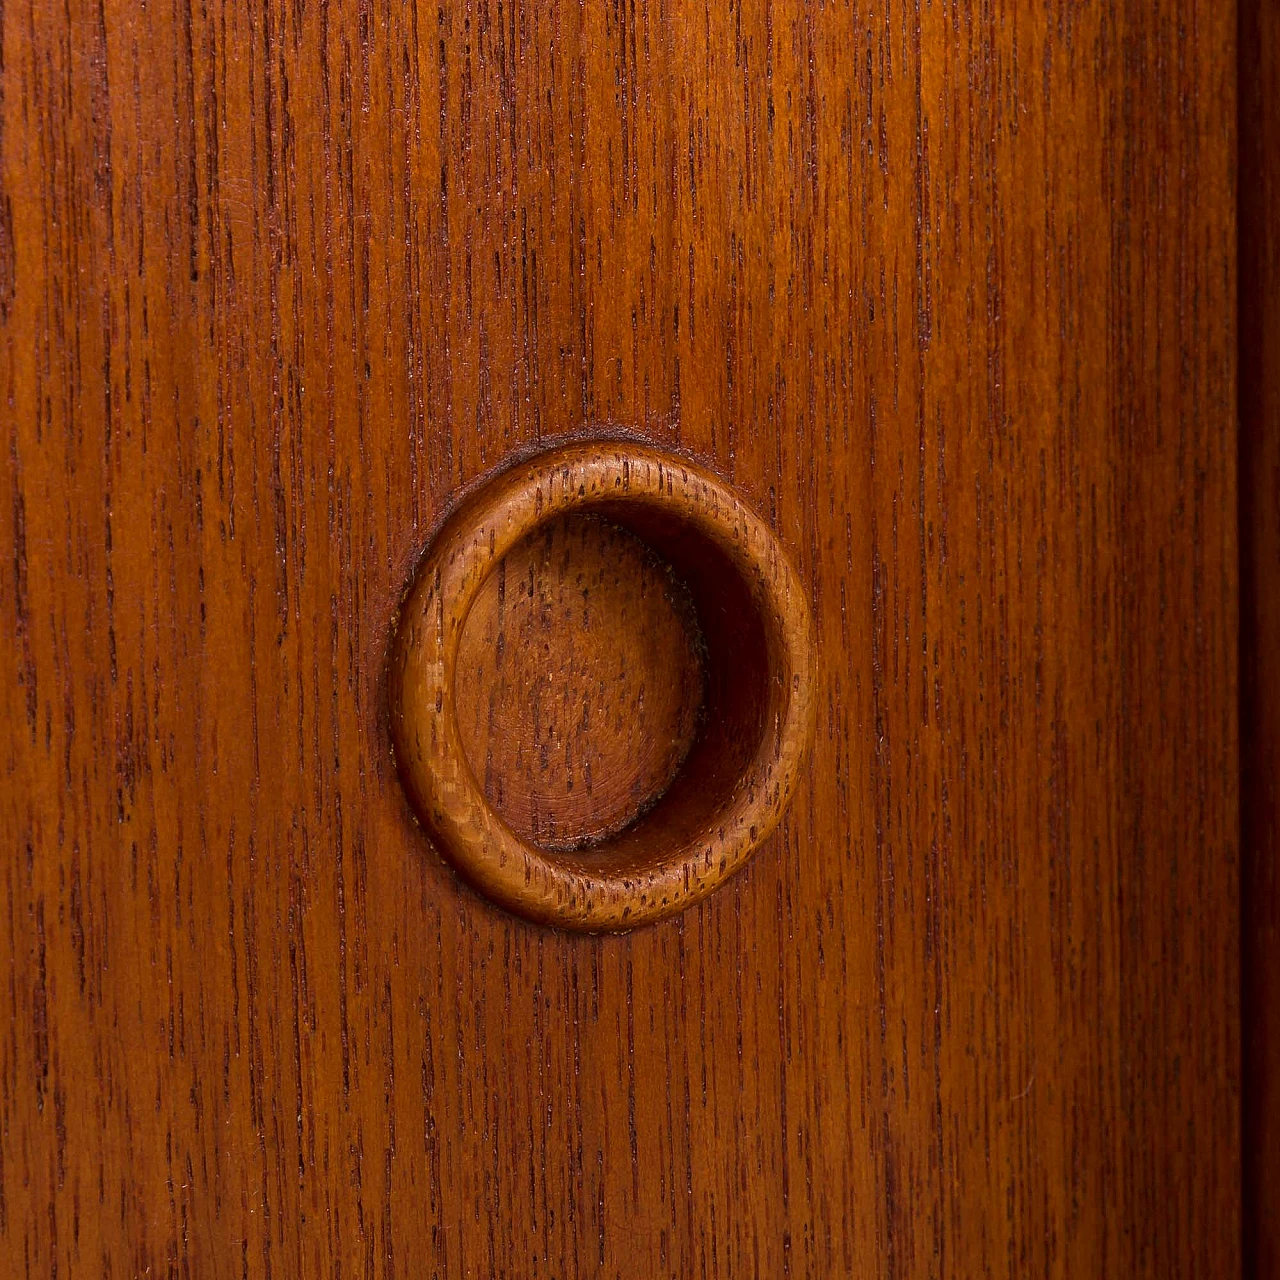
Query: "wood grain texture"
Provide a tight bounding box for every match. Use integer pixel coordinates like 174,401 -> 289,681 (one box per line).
389,440 -> 817,931
0,0 -> 1238,1274
454,509 -> 705,851
1241,0 -> 1278,1271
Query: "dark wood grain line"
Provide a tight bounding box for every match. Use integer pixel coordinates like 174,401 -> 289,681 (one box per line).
1241,0 -> 1279,1273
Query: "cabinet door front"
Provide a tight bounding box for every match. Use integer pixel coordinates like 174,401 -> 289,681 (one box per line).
0,1 -> 1238,1275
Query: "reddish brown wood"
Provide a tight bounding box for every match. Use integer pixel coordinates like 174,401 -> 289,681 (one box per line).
454,508 -> 705,851
390,440 -> 816,931
0,0 -> 1238,1274
1241,0 -> 1279,1271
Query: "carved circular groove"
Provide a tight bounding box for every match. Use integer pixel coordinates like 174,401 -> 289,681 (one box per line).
389,440 -> 816,931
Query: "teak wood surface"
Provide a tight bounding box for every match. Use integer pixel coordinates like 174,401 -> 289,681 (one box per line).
0,0 -> 1239,1276
1241,0 -> 1279,1272
390,440 -> 817,931
454,506 -> 709,853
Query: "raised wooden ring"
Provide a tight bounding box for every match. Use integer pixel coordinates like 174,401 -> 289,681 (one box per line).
388,440 -> 816,931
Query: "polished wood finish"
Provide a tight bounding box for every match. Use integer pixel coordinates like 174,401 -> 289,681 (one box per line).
0,0 -> 1238,1275
391,440 -> 816,931
454,509 -> 705,852
1241,0 -> 1279,1271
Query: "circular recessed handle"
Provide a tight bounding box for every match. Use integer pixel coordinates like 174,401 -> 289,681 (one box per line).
388,440 -> 816,931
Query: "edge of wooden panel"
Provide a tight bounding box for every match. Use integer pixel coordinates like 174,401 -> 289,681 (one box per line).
1241,0 -> 1279,1273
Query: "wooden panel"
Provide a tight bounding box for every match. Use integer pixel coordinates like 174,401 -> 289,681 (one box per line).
1242,0 -> 1279,1272
0,1 -> 1237,1276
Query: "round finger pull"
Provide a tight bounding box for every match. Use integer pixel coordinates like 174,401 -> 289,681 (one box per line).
388,440 -> 816,931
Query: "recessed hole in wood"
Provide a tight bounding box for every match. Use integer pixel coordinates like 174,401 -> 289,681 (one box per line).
454,512 -> 706,852
389,440 -> 816,931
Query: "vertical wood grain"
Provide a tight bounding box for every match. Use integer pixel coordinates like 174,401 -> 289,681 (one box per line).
452,510 -> 707,853
0,0 -> 1238,1275
1241,0 -> 1278,1272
